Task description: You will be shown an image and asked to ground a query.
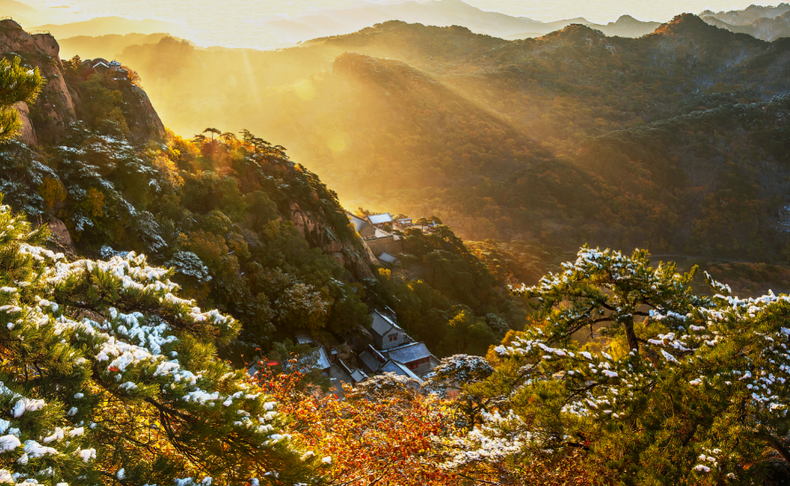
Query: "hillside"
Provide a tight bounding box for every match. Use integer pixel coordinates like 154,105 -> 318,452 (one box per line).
701,3 -> 790,25
259,0 -> 661,44
2,0 -> 788,51
57,32 -> 172,60
80,16 -> 788,265
0,20 -> 524,367
30,16 -> 192,40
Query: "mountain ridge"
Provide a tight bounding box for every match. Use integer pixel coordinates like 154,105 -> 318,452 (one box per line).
11,10 -> 790,262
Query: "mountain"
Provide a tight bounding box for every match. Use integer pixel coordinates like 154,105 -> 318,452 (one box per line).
260,0 -> 546,44
30,16 -> 192,40
702,10 -> 790,41
101,14 -> 790,265
57,32 -> 173,61
0,19 -> 526,368
699,3 -> 790,41
700,2 -> 790,25
0,0 -> 77,26
503,14 -> 661,40
5,8 -> 790,485
260,0 -> 661,44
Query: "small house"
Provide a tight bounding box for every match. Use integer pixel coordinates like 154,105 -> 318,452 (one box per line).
295,332 -> 314,345
368,213 -> 394,228
114,68 -> 129,81
370,310 -> 410,350
383,342 -> 437,376
92,60 -> 110,73
308,345 -> 332,372
395,218 -> 413,229
337,359 -> 368,383
347,212 -> 377,238
358,345 -> 387,374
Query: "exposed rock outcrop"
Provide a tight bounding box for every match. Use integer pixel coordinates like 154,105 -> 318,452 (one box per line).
0,21 -> 77,143
123,84 -> 166,143
12,101 -> 36,145
0,19 -> 164,146
47,216 -> 76,257
289,201 -> 376,281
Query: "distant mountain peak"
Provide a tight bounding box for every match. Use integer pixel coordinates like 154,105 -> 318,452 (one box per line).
669,13 -> 710,27
615,14 -> 640,24
653,13 -> 722,36
542,22 -> 606,43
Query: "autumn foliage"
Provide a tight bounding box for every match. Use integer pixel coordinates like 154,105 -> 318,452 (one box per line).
259,363 -> 460,485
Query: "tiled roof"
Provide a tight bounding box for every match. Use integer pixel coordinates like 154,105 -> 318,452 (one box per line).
370,310 -> 401,337
295,332 -> 314,345
311,346 -> 332,370
350,369 -> 368,382
358,351 -> 382,373
378,252 -> 398,263
347,213 -> 368,232
385,342 -> 433,364
368,213 -> 394,225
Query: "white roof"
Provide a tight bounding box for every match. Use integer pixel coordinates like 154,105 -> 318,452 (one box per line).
310,346 -> 332,370
378,252 -> 398,264
368,213 -> 393,225
347,213 -> 368,232
295,332 -> 314,345
350,369 -> 368,382
374,228 -> 391,238
370,310 -> 402,337
385,342 -> 433,365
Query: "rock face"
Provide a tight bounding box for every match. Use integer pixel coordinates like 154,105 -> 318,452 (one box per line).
0,19 -> 164,146
12,101 -> 36,145
0,21 -> 77,143
289,201 -> 377,281
47,216 -> 76,257
123,85 -> 166,143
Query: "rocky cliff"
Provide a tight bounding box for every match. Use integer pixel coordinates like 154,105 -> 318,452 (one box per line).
0,19 -> 378,286
0,19 -> 164,146
290,201 -> 378,281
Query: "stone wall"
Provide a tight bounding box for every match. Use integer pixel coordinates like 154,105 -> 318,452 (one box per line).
366,235 -> 404,258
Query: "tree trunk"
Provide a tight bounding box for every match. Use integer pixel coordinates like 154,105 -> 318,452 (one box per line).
761,430 -> 790,464
623,317 -> 640,354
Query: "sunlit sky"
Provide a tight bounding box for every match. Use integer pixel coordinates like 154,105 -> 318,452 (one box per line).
37,0 -> 773,22
32,0 -> 776,47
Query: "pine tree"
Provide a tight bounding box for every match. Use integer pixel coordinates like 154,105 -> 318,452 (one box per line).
0,199 -> 317,485
459,246 -> 790,484
0,57 -> 43,143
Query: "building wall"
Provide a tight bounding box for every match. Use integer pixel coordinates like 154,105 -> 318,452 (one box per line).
378,328 -> 407,350
406,357 -> 434,377
359,225 -> 377,238
372,332 -> 384,349
366,236 -> 404,258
